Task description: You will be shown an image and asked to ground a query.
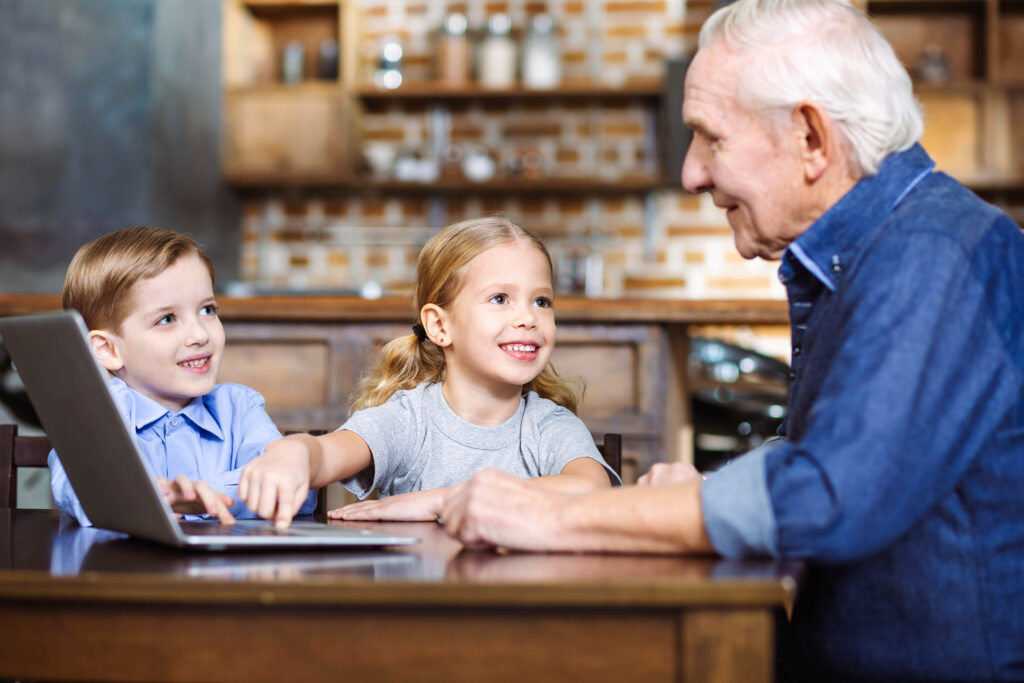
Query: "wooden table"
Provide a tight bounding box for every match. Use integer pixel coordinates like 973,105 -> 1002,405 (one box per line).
0,509 -> 801,683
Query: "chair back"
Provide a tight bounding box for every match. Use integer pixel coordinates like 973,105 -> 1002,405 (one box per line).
598,433 -> 622,478
0,424 -> 52,509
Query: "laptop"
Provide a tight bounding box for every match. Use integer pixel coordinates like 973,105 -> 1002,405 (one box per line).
0,311 -> 418,550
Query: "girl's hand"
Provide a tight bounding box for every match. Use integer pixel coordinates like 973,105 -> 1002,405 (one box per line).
238,436 -> 313,527
637,462 -> 703,487
328,487 -> 450,522
158,474 -> 236,524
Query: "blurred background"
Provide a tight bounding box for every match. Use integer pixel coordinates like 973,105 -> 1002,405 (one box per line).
1,0 -> 1022,500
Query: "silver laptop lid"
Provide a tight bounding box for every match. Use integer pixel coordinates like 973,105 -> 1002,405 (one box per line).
0,311 -> 189,546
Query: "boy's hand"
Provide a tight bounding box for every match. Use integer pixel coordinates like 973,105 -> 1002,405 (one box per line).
158,474 -> 236,524
328,487 -> 450,522
238,436 -> 312,528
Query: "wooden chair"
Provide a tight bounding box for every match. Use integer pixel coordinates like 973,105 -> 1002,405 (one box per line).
598,433 -> 622,478
0,424 -> 52,509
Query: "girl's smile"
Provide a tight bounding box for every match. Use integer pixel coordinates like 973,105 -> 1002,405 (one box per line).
499,341 -> 540,361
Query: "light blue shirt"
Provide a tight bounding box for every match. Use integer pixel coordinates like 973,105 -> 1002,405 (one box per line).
48,377 -> 316,526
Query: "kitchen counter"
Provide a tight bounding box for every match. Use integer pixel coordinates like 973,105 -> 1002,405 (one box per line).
0,293 -> 789,325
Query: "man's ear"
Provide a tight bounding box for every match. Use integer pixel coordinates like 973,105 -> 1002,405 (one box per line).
89,330 -> 125,373
420,304 -> 451,348
792,101 -> 833,183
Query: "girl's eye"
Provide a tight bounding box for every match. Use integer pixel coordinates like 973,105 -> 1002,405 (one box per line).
489,294 -> 509,305
156,314 -> 174,326
534,296 -> 553,309
200,304 -> 218,316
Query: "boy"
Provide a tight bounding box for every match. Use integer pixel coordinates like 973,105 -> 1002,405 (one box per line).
48,226 -> 317,525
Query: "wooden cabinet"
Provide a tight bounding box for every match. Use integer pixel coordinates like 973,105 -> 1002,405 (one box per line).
221,0 -> 359,184
863,0 -> 1024,188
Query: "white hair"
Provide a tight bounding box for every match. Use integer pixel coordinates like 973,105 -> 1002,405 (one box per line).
699,0 -> 923,177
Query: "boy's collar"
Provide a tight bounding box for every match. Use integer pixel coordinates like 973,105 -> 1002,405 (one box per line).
109,377 -> 224,439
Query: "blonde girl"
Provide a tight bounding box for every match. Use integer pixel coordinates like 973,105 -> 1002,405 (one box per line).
238,216 -> 619,527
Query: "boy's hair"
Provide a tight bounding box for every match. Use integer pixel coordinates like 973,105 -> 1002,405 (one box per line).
351,215 -> 583,413
62,226 -> 216,333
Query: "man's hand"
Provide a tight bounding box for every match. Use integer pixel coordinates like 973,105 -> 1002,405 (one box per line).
329,487 -> 449,522
440,468 -> 565,551
158,474 -> 236,524
238,436 -> 313,528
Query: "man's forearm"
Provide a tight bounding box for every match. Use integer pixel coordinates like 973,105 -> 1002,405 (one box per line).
554,479 -> 715,554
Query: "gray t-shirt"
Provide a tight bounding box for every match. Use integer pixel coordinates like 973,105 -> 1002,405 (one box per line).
339,381 -> 620,498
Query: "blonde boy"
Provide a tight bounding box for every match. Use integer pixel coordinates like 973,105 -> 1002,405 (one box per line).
49,226 -> 316,525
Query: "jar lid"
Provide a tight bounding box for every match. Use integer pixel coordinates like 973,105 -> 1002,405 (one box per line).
443,13 -> 468,36
528,13 -> 554,34
487,13 -> 512,36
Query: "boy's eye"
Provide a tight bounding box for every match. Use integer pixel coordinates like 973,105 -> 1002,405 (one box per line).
488,294 -> 509,305
200,304 -> 218,316
156,314 -> 175,325
534,296 -> 553,309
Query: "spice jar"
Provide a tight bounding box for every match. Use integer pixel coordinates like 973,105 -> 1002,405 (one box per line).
479,13 -> 516,89
437,13 -> 470,85
521,14 -> 560,90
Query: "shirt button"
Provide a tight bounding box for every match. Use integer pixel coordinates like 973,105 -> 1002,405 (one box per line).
793,345 -> 802,356
788,370 -> 796,381
170,416 -> 182,428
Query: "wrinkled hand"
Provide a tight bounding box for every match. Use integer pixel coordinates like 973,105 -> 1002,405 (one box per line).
440,468 -> 564,551
637,461 -> 703,487
238,437 -> 312,528
328,487 -> 448,522
158,474 -> 236,524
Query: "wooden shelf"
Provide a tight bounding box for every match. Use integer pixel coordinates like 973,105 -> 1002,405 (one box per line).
241,0 -> 338,9
357,176 -> 663,193
225,81 -> 343,95
223,174 -> 665,192
355,80 -> 664,102
864,0 -> 1024,188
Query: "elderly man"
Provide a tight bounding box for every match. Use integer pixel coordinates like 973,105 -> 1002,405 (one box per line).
441,0 -> 1024,680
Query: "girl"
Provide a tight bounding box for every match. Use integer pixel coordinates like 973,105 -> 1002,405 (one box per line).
238,216 -> 619,527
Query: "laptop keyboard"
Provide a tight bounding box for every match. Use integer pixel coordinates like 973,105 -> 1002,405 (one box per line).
180,521 -> 303,537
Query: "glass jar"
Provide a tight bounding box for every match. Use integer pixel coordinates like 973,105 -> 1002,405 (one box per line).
437,13 -> 470,85
521,13 -> 560,90
479,13 -> 516,89
373,37 -> 404,90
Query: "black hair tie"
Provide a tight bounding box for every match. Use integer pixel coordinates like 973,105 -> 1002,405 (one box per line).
411,323 -> 427,343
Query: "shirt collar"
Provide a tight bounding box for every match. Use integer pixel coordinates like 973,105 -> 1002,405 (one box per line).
785,143 -> 936,291
111,377 -> 224,440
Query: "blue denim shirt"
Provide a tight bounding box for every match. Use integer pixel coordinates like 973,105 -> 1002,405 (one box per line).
701,144 -> 1024,680
48,378 -> 317,525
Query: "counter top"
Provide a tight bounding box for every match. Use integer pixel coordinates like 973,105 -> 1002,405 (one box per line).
0,293 -> 789,325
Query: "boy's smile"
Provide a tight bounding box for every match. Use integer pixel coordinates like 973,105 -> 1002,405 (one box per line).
93,253 -> 225,412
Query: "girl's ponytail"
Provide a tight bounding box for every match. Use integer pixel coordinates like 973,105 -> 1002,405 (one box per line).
350,331 -> 446,411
